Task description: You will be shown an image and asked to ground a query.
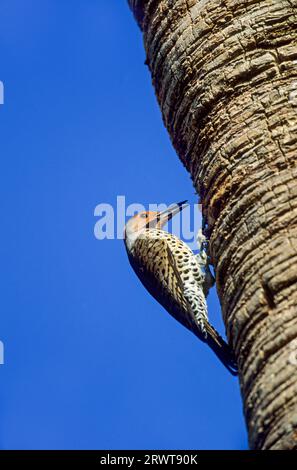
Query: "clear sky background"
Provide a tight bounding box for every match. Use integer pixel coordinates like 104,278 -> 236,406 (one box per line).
0,1 -> 247,450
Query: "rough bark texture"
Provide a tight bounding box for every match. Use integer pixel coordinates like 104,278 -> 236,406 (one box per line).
128,0 -> 297,450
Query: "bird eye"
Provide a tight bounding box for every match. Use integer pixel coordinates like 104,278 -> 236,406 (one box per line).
140,213 -> 147,219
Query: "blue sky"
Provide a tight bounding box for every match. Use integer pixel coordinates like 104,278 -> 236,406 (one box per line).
0,1 -> 247,449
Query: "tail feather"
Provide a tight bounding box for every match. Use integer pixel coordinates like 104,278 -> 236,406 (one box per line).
200,322 -> 238,376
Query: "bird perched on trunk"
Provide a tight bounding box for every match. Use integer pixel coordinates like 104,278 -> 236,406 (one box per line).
124,201 -> 238,375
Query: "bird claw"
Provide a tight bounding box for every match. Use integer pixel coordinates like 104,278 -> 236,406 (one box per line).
196,229 -> 208,268
197,229 -> 207,252
196,228 -> 216,296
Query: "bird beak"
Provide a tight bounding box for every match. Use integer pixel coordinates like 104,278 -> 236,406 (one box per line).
147,200 -> 188,228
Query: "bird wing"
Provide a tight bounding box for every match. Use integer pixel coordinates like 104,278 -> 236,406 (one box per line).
129,235 -> 199,334
165,244 -> 197,318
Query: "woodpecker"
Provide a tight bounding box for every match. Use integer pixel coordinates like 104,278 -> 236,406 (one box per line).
124,201 -> 237,375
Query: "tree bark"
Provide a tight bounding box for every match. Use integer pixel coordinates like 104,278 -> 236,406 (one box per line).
128,0 -> 297,450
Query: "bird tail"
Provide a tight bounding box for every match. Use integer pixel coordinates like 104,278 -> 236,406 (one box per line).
201,322 -> 238,376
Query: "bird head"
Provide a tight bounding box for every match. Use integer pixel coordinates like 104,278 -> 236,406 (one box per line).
124,200 -> 188,251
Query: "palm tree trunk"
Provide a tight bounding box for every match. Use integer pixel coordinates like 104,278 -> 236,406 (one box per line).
128,0 -> 297,450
